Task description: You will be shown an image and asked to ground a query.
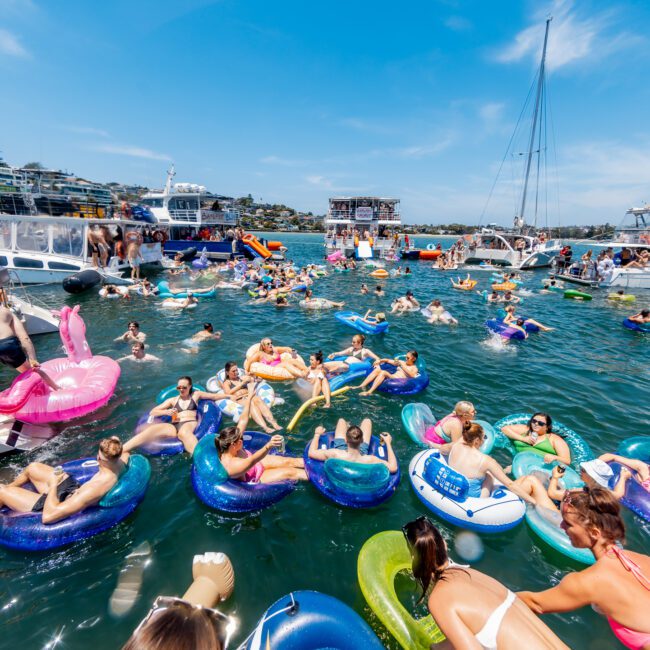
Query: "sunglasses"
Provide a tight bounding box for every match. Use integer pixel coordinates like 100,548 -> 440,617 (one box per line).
531,418 -> 547,427
177,385 -> 190,390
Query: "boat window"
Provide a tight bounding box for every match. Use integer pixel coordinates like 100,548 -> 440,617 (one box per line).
0,256 -> 7,266
142,198 -> 163,208
15,221 -> 48,253
169,197 -> 199,211
51,223 -> 84,257
48,261 -> 81,270
14,257 -> 44,268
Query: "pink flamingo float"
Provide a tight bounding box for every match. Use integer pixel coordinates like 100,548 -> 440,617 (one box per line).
0,305 -> 120,424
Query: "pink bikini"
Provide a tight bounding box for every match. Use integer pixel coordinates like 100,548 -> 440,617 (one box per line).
243,450 -> 264,483
424,413 -> 461,445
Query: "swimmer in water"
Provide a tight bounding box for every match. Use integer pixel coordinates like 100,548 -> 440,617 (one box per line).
191,322 -> 222,342
118,341 -> 161,363
301,351 -> 332,408
216,384 -> 307,483
374,285 -> 385,297
356,350 -> 419,396
360,283 -> 369,295
115,321 -> 146,344
162,293 -> 199,309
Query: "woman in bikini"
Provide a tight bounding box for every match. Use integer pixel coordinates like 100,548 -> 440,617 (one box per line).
324,334 -> 379,375
221,362 -> 281,433
356,349 -> 419,396
403,516 -> 569,649
502,305 -> 554,332
244,338 -> 307,379
501,412 -> 571,465
518,488 -> 650,650
216,384 -> 307,484
424,400 -> 476,446
301,351 -> 332,408
123,376 -> 226,455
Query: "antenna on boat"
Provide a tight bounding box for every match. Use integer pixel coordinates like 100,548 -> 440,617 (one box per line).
517,16 -> 552,232
164,164 -> 176,194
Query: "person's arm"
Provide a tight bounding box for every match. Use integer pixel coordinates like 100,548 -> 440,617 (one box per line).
193,389 -> 228,401
611,468 -> 632,500
150,398 -> 175,417
517,571 -> 593,614
501,424 -> 530,442
274,346 -> 293,354
485,457 -> 536,505
327,347 -> 350,359
11,313 -> 37,363
363,348 -> 380,362
379,433 -> 398,473
543,435 -> 571,465
114,332 -> 128,342
363,309 -> 372,319
547,467 -> 567,501
308,426 -> 332,461
598,453 -> 647,475
225,440 -> 277,477
243,353 -> 259,372
41,476 -> 106,524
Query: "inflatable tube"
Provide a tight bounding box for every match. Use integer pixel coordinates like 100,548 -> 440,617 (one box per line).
62,270 -> 102,294
0,306 -> 120,424
286,387 -> 350,432
161,298 -> 197,309
426,243 -> 441,251
205,369 -> 279,422
409,449 -> 525,533
493,413 -> 594,469
334,311 -> 389,335
623,318 -> 650,333
266,241 -> 284,252
369,269 -> 389,278
191,258 -> 210,269
617,436 -> 650,462
0,455 -> 150,551
608,461 -> 650,524
419,250 -> 442,260
452,280 -> 477,290
99,286 -> 129,298
608,293 -> 635,302
289,283 -> 307,292
304,431 -> 399,508
401,403 -> 495,454
358,530 -> 445,649
245,343 -> 306,381
244,590 -> 384,650
564,289 -> 592,301
157,281 -> 215,299
192,432 -> 296,513
327,250 -> 343,263
327,357 -> 372,392
421,307 -> 457,324
175,247 -> 197,262
376,356 -> 429,395
485,319 -> 540,340
135,285 -> 158,296
492,282 -> 516,291
134,398 -> 221,455
511,452 -> 595,564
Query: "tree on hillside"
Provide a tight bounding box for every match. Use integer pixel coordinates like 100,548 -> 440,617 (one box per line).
23,162 -> 45,170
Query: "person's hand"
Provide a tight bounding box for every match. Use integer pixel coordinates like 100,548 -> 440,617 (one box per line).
551,466 -> 564,479
380,432 -> 392,445
268,435 -> 283,449
543,454 -> 556,464
327,354 -> 334,360
29,358 -> 40,369
247,382 -> 255,395
314,425 -> 326,437
372,360 -> 380,367
620,467 -> 632,480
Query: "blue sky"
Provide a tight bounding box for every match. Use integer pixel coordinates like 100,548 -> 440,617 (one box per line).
1,0 -> 649,225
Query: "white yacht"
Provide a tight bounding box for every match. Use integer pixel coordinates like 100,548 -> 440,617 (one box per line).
141,166 -> 240,260
324,197 -> 402,259
463,18 -> 562,270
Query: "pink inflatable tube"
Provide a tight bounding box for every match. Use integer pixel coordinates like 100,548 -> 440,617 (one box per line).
0,305 -> 120,424
327,250 -> 343,263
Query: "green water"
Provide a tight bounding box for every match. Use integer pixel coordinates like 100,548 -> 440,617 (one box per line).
1,233 -> 648,649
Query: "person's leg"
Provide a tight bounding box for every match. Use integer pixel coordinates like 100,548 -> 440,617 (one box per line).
321,376 -> 331,407
310,378 -> 320,400
360,370 -> 388,396
279,362 -> 304,378
123,423 -> 178,452
249,400 -> 273,433
525,318 -> 553,332
261,455 -> 304,469
357,367 -> 379,389
513,475 -> 558,509
0,485 -> 42,512
254,397 -> 281,430
259,466 -> 308,483
177,422 -> 199,454
360,418 -> 372,447
9,461 -> 55,491
323,360 -> 348,374
334,418 -> 348,443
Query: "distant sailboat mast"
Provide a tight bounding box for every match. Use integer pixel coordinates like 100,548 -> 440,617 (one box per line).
517,16 -> 552,232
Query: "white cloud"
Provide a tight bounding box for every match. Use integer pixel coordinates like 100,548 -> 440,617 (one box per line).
0,28 -> 29,58
305,175 -> 333,189
259,155 -> 306,167
91,143 -> 172,162
494,0 -> 643,71
444,16 -> 472,32
65,126 -> 110,138
397,134 -> 456,158
479,102 -> 505,124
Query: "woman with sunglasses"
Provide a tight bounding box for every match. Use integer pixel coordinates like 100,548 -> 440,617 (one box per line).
124,377 -> 227,455
216,383 -> 307,483
244,338 -> 307,379
501,413 -> 571,465
402,516 -> 569,649
517,488 -> 650,650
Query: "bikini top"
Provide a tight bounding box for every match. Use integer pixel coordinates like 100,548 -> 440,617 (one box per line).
174,395 -> 198,414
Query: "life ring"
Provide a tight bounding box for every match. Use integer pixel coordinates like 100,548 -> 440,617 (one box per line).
152,230 -> 167,244
125,231 -> 143,246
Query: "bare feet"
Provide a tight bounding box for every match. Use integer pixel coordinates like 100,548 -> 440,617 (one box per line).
323,403 -> 331,409
359,391 -> 372,396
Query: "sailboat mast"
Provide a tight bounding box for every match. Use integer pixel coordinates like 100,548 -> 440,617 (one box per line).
518,17 -> 551,231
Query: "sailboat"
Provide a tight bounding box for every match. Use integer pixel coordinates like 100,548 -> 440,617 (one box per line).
463,18 -> 562,269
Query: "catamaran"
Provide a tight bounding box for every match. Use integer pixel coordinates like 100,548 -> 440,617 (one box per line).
462,18 -> 562,269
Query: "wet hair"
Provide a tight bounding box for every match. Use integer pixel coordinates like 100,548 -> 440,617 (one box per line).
528,412 -> 553,433
122,601 -> 224,650
462,423 -> 484,446
99,436 -> 123,460
516,318 -> 525,326
642,310 -> 650,317
129,321 -> 140,329
375,285 -> 382,291
132,341 -> 145,351
345,425 -> 363,450
566,487 -> 625,545
352,334 -> 366,345
403,517 -> 450,601
432,299 -> 441,306
224,361 -> 238,375
178,376 -> 193,389
406,350 -> 418,361
454,401 -> 475,417
311,351 -> 323,364
203,323 -> 213,332
107,286 -> 117,294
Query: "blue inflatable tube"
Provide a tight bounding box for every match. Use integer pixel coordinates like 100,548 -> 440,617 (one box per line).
303,431 -> 400,508
0,455 -> 150,551
485,318 -> 539,339
156,281 -> 216,299
327,357 -> 372,392
511,452 -> 595,564
608,461 -> 650,524
243,590 -> 384,650
334,311 -> 389,335
376,356 -> 429,395
617,436 -> 650,462
135,398 -> 222,456
192,432 -> 296,513
623,318 -> 650,333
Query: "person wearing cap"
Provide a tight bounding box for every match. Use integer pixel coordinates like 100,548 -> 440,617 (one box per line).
595,453 -> 650,497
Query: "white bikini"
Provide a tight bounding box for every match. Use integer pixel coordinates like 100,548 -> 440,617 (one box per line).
474,590 -> 516,650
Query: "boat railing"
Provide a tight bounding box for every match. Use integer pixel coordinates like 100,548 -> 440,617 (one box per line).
325,236 -> 398,248
327,209 -> 401,222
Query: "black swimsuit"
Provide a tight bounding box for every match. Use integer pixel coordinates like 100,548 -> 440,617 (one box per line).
0,335 -> 27,368
173,395 -> 198,429
32,475 -> 81,512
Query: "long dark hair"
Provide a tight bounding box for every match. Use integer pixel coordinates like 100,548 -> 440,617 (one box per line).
215,426 -> 241,458
566,487 -> 625,545
528,412 -> 553,434
403,517 -> 449,601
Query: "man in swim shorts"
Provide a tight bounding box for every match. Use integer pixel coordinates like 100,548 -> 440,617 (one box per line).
307,419 -> 398,472
0,437 -> 129,524
0,305 -> 59,389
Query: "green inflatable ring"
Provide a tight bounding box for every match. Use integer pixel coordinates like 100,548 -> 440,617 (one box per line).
358,530 -> 445,649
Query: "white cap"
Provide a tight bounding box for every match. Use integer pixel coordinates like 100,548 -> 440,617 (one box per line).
580,460 -> 614,488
